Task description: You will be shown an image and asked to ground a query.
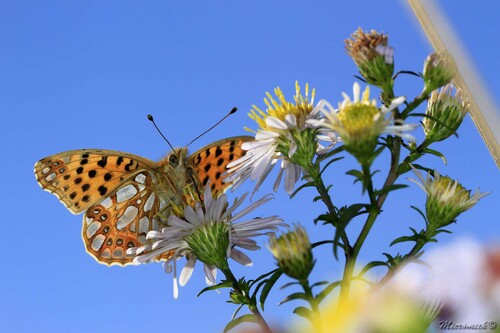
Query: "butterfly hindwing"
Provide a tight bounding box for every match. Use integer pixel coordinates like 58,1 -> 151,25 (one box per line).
34,150 -> 157,214
82,170 -> 169,266
189,136 -> 253,195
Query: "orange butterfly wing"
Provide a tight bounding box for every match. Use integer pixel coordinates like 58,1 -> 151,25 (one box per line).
189,136 -> 254,195
35,150 -> 168,266
34,136 -> 254,266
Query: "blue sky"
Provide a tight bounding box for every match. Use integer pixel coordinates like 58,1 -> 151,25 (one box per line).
1,1 -> 498,332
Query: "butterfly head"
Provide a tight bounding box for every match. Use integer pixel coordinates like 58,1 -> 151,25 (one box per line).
159,147 -> 190,171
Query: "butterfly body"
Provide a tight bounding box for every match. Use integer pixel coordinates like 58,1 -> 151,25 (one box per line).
35,136 -> 253,266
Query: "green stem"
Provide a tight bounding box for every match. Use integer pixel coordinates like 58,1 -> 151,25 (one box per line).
400,92 -> 429,119
339,163 -> 379,304
299,278 -> 322,332
397,139 -> 431,175
373,231 -> 430,291
306,162 -> 352,253
221,266 -> 273,333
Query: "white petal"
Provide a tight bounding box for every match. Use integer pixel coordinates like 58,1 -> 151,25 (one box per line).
230,248 -> 253,266
184,205 -> 203,226
273,167 -> 284,192
255,131 -> 280,140
173,259 -> 179,299
204,264 -> 217,286
265,116 -> 288,130
284,114 -> 297,128
288,141 -> 297,158
242,138 -> 276,150
353,82 -> 361,102
179,256 -> 197,286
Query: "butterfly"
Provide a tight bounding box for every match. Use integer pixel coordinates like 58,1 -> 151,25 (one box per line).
34,136 -> 253,266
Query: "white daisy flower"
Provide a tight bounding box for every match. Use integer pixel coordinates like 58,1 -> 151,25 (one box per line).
225,82 -> 338,195
128,185 -> 286,298
307,82 -> 417,165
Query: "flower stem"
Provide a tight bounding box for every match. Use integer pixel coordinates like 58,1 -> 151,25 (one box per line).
299,278 -> 322,332
306,162 -> 352,256
221,266 -> 273,333
373,232 -> 429,291
339,163 -> 378,304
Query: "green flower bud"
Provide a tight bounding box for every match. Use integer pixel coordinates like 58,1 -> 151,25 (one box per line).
185,222 -> 230,270
410,168 -> 489,233
423,84 -> 468,143
422,52 -> 456,94
269,225 -> 314,280
345,28 -> 394,90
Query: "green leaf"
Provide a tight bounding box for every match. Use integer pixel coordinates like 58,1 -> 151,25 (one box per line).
258,269 -> 283,311
320,156 -> 344,175
249,268 -> 279,288
346,169 -> 363,180
410,205 -> 429,225
422,147 -> 448,165
359,261 -> 389,276
316,145 -> 345,163
411,163 -> 433,174
310,281 -> 328,289
311,240 -> 333,248
374,184 -> 409,196
390,235 -> 418,247
316,281 -> 341,303
338,203 -> 369,225
197,281 -> 233,296
223,314 -> 257,333
231,304 -> 244,320
278,292 -> 309,305
290,181 -> 315,199
280,281 -> 300,289
293,306 -> 312,319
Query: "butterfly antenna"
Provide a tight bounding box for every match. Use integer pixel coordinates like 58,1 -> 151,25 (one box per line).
186,107 -> 238,147
147,114 -> 175,150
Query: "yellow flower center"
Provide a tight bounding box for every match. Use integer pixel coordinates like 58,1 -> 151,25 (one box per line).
248,81 -> 315,132
337,103 -> 380,136
433,177 -> 470,203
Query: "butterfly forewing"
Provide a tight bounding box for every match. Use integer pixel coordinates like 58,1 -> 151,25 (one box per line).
34,150 -> 157,214
189,136 -> 254,195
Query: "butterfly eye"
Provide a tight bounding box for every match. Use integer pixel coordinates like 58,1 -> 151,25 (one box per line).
168,154 -> 179,167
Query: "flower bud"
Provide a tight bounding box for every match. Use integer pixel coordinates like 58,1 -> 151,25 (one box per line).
269,225 -> 314,280
345,28 -> 394,89
423,84 -> 468,143
422,52 -> 456,94
410,168 -> 488,233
